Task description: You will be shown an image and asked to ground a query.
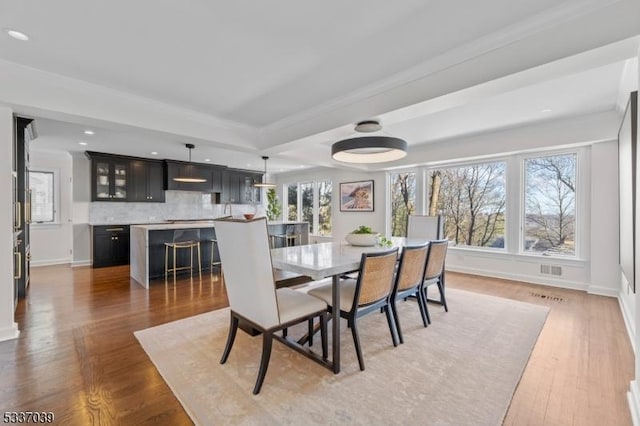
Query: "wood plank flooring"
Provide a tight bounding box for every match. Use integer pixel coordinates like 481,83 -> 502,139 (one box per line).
0,265 -> 633,425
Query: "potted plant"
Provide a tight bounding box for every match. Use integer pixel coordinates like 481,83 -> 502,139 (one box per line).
345,225 -> 380,246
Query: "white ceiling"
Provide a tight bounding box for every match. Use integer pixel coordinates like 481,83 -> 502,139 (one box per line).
1,0 -> 639,173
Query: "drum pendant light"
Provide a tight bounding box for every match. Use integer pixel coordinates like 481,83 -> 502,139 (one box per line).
254,156 -> 276,188
173,143 -> 207,183
332,120 -> 408,163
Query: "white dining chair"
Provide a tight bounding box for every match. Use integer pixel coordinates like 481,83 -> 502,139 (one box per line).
213,217 -> 328,394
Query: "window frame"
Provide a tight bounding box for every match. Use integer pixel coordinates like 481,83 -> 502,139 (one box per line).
28,169 -> 58,225
283,179 -> 333,237
386,147 -> 586,260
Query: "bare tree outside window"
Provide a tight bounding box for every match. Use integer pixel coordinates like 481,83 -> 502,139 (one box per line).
287,183 -> 298,221
318,180 -> 332,236
429,162 -> 506,248
524,154 -> 576,256
285,180 -> 332,236
390,172 -> 416,237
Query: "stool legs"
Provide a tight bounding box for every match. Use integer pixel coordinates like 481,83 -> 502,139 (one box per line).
164,242 -> 203,284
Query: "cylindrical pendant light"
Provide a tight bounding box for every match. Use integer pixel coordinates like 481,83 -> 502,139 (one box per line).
254,156 -> 276,188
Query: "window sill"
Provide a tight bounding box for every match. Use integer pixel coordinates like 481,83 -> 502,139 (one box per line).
448,246 -> 587,264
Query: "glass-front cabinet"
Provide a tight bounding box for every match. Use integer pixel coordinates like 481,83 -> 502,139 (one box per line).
92,157 -> 128,201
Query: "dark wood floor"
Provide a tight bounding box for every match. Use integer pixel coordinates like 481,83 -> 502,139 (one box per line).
0,265 -> 633,425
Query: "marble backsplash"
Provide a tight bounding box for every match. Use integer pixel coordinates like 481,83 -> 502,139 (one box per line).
89,190 -> 264,224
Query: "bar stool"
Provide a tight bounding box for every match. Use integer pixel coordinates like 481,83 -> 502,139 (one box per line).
164,229 -> 202,282
210,238 -> 224,284
270,225 -> 301,248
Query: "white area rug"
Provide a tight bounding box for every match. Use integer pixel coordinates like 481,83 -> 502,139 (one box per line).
135,288 -> 548,425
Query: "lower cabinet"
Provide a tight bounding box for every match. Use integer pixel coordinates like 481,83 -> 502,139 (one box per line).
92,225 -> 130,268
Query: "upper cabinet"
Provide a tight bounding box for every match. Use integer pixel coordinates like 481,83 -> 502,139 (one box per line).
86,152 -> 262,204
129,159 -> 165,202
92,156 -> 129,201
222,169 -> 262,204
87,152 -> 165,202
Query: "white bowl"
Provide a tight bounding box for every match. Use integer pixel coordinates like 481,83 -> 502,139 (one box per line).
345,232 -> 379,246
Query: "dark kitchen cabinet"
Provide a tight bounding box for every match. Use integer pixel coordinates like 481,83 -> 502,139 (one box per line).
130,159 -> 165,202
90,155 -> 129,201
164,160 -> 211,192
92,225 -> 130,267
222,169 -> 263,204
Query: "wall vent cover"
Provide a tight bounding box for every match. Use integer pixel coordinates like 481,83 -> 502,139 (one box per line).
540,264 -> 563,276
530,292 -> 565,302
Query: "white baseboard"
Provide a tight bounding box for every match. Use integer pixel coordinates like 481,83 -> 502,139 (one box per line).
587,285 -> 620,298
31,257 -> 72,267
0,322 -> 20,342
628,381 -> 640,426
446,264 -> 590,293
71,260 -> 91,268
618,291 -> 636,354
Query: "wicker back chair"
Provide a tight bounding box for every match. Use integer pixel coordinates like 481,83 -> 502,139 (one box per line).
308,248 -> 399,371
423,239 -> 449,319
390,244 -> 430,344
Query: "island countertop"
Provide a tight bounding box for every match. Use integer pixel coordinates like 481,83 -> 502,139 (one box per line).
130,220 -> 310,288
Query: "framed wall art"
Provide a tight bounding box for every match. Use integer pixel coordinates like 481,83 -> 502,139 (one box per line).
340,180 -> 374,212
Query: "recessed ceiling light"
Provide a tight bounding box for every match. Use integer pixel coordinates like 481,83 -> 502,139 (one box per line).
6,29 -> 29,41
299,165 -> 305,168
78,142 -> 88,146
84,130 -> 94,135
541,108 -> 553,113
205,158 -> 211,162
151,151 -> 158,155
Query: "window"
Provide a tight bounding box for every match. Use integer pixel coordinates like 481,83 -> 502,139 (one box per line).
318,180 -> 332,236
287,183 -> 298,221
523,153 -> 576,256
285,180 -> 332,236
29,170 -> 55,223
300,183 -> 314,234
390,172 -> 416,237
428,162 -> 506,248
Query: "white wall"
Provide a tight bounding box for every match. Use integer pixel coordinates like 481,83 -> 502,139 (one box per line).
29,150 -> 73,266
0,106 -> 19,341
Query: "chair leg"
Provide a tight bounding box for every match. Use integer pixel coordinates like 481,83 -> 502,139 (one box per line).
220,314 -> 239,364
384,305 -> 399,347
422,286 -> 432,324
164,245 -> 168,282
197,242 -> 202,281
320,312 -> 328,360
438,278 -> 449,312
349,318 -> 365,371
391,299 -> 404,344
189,245 -> 194,278
173,246 -> 177,283
253,331 -> 273,395
308,318 -> 314,347
416,288 -> 429,327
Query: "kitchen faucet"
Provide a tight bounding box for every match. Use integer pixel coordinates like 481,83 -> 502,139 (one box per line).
223,202 -> 232,217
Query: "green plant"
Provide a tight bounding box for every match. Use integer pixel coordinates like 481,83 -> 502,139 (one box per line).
265,188 -> 282,221
378,236 -> 393,247
352,225 -> 374,234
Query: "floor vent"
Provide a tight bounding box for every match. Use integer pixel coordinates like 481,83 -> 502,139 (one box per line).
530,292 -> 565,302
540,264 -> 563,276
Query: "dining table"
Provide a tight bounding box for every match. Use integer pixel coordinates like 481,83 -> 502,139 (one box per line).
270,237 -> 430,374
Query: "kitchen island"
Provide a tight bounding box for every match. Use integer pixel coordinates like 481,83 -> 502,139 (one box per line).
130,220 -> 309,288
